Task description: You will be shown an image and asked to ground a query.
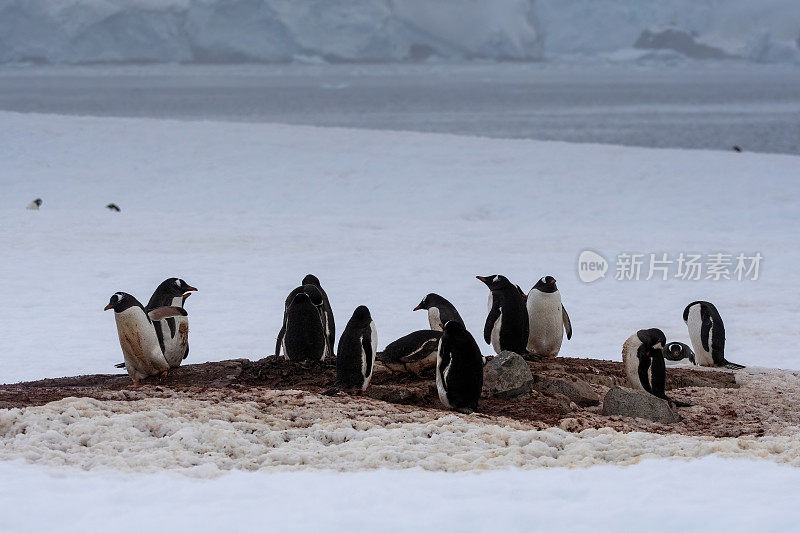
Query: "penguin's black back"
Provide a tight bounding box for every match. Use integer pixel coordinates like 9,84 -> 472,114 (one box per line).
303,274 -> 335,352
284,293 -> 326,363
440,323 -> 483,410
336,306 -> 373,388
381,330 -> 442,363
495,286 -> 529,353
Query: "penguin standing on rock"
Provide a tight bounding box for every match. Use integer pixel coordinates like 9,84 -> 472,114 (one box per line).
276,284 -> 329,363
302,274 -> 335,354
477,275 -> 529,354
526,276 -> 572,356
377,330 -> 442,376
436,320 -> 483,413
105,292 -> 186,386
333,306 -> 377,391
683,301 -> 744,369
621,328 -> 689,406
413,293 -> 464,331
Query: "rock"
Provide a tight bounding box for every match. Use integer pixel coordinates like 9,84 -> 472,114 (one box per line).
368,386 -> 417,404
601,387 -> 681,423
482,351 -> 533,399
533,376 -> 601,407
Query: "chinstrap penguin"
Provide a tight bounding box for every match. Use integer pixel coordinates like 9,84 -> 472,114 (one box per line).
332,306 -> 377,391
377,329 -> 442,376
436,320 -> 484,413
26,198 -> 42,210
683,301 -> 744,369
664,341 -> 696,364
302,274 -> 335,355
525,276 -> 572,356
621,328 -> 689,406
276,284 -> 329,364
413,293 -> 464,331
105,292 -> 186,385
477,274 -> 529,355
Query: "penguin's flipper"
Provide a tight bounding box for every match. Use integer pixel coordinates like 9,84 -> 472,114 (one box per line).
114,362 -> 126,369
147,306 -> 187,321
362,328 -> 374,379
562,305 -> 572,340
636,347 -> 653,394
700,306 -> 712,353
650,354 -> 666,398
399,339 -> 439,363
483,304 -> 501,345
438,335 -> 452,394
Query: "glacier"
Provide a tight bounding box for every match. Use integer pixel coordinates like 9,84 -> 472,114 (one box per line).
0,0 -> 797,65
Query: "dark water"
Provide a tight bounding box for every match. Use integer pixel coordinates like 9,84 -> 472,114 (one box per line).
2,63 -> 799,154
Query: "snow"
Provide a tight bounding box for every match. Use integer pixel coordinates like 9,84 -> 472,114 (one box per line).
1,0 -> 798,65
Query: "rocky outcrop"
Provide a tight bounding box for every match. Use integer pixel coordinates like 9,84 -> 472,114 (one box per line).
602,387 -> 681,423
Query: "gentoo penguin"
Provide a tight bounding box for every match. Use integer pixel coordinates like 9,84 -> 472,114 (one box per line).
683,301 -> 744,369
477,274 -> 529,354
26,198 -> 42,210
377,329 -> 442,376
105,292 -> 186,385
276,284 -> 329,363
664,341 -> 696,364
106,203 -> 121,212
621,328 -> 672,401
302,274 -> 335,353
413,293 -> 464,331
436,320 -> 484,413
525,276 -> 572,356
146,278 -> 197,367
334,306 -> 377,391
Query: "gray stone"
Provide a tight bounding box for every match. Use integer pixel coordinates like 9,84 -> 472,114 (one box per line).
601,387 -> 681,423
533,376 -> 601,407
482,351 -> 533,399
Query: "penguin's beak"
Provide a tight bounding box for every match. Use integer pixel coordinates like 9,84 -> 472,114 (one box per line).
413,304 -> 421,311
183,292 -> 192,300
185,286 -> 198,292
476,276 -> 490,285
104,304 -> 114,311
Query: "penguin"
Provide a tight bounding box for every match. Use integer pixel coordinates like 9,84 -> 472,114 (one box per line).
621,328 -> 674,402
26,198 -> 42,210
664,341 -> 696,364
476,274 -> 529,354
525,276 -> 572,356
276,284 -> 329,363
436,320 -> 484,413
413,293 -> 464,331
377,329 -> 442,376
146,278 -> 197,367
105,292 -> 186,386
683,301 -> 744,369
333,306 -> 377,391
106,203 -> 121,212
302,274 -> 335,353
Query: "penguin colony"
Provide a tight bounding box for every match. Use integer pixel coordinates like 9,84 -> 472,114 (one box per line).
107,274 -> 745,411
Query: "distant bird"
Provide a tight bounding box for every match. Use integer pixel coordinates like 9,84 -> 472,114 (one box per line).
378,329 -> 442,376
436,320 -> 483,413
302,274 -> 335,354
26,198 -> 42,210
477,274 -> 529,354
276,284 -> 329,363
106,203 -> 121,212
664,341 -> 695,364
413,293 -> 464,331
526,276 -> 571,356
732,145 -> 742,152
683,301 -> 744,369
333,306 -> 377,391
105,292 -> 186,386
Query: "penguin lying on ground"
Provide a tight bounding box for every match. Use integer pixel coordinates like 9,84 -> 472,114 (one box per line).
377,330 -> 442,376
526,276 -> 572,356
114,278 -> 197,369
622,328 -> 690,406
683,301 -> 744,369
664,341 -> 696,364
329,306 -> 377,392
477,275 -> 529,355
302,274 -> 335,354
276,284 -> 330,364
436,320 -> 483,413
26,198 -> 42,210
105,292 -> 187,386
413,293 -> 464,331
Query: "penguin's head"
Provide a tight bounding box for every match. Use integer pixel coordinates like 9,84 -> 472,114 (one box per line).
33,198 -> 42,207
158,278 -> 198,298
413,293 -> 439,311
532,276 -> 558,294
476,275 -> 511,291
302,274 -> 321,287
349,305 -> 372,324
302,284 -> 324,307
104,292 -> 135,312
636,328 -> 667,356
665,341 -> 696,364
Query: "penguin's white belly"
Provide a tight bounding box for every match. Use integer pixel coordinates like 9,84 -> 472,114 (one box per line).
526,294 -> 564,356
115,309 -> 168,382
361,321 -> 378,390
686,307 -> 714,366
428,307 -> 442,331
490,314 -> 502,355
621,334 -> 648,391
